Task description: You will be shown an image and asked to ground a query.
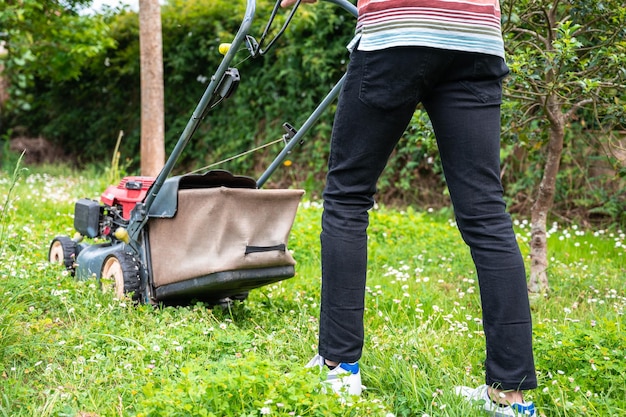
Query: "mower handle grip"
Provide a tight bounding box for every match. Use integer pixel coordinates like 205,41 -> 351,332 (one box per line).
324,0 -> 357,17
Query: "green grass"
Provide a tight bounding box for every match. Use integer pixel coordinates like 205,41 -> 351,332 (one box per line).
0,165 -> 624,416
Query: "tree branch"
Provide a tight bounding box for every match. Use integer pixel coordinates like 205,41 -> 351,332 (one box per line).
565,98 -> 594,120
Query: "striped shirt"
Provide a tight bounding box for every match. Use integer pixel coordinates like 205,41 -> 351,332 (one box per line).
356,0 -> 505,58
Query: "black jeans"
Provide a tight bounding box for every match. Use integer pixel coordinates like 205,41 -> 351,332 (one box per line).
318,46 -> 537,391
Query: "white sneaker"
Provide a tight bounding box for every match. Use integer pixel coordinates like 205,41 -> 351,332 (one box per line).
455,384 -> 536,416
305,354 -> 362,396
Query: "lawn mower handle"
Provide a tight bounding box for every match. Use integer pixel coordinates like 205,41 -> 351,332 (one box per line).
126,0 -> 357,244
256,0 -> 357,186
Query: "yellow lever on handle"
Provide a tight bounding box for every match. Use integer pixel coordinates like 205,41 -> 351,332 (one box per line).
218,43 -> 231,55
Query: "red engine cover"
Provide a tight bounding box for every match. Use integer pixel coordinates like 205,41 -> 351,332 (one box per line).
100,176 -> 156,220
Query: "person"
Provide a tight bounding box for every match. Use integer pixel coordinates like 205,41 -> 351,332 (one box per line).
281,0 -> 538,415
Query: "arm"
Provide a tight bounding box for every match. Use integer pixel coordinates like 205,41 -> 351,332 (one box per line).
280,0 -> 317,7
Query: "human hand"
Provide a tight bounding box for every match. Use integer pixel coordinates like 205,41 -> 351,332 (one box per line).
280,0 -> 317,8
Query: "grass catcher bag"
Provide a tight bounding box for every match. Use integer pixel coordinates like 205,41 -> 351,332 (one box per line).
147,171 -> 304,288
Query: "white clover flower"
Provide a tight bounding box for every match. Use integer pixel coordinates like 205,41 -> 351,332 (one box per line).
260,406 -> 271,415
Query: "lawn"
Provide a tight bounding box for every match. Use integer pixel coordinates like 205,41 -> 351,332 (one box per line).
0,164 -> 624,416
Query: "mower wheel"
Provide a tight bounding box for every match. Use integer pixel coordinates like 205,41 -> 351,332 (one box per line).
100,250 -> 141,301
48,236 -> 77,274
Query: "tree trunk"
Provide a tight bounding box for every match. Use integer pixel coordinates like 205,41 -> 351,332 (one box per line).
139,0 -> 165,176
0,41 -> 8,107
528,96 -> 565,294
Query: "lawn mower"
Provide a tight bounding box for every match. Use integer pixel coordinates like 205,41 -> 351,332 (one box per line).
48,0 -> 357,305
